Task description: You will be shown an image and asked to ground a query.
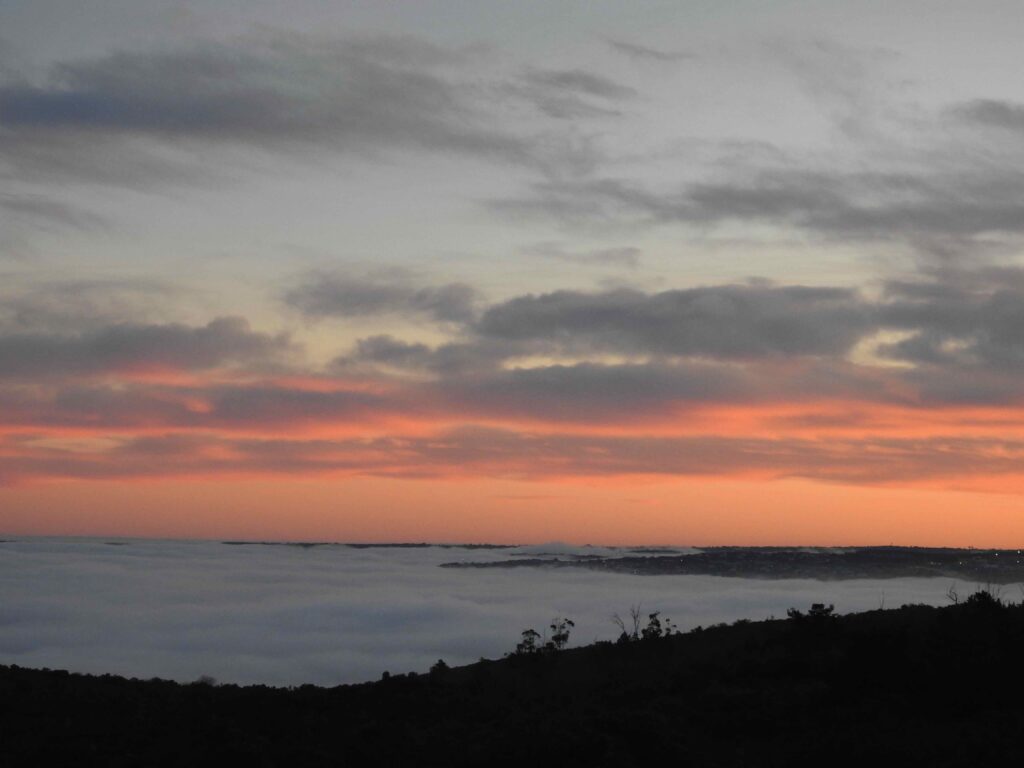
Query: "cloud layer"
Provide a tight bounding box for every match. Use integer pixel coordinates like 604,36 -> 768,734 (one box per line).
0,539 -> 967,685
2,266 -> 1024,490
0,33 -> 616,185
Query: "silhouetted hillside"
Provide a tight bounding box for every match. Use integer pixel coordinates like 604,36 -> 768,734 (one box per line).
4,593 -> 1024,766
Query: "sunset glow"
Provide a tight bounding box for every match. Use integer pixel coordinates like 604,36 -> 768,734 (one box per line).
5,1 -> 1024,544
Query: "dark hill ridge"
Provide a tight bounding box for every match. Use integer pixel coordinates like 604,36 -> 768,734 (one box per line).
442,545 -> 1024,583
4,596 -> 1024,766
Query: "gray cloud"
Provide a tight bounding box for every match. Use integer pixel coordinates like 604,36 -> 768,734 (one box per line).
493,165 -> 1024,252
685,171 -> 1024,247
0,380 -> 416,432
16,30 -> 1014,270
0,355 -> 904,435
952,99 -> 1024,133
435,358 -> 903,422
322,269 -> 1024,407
606,39 -> 694,63
321,280 -> 883,396
0,317 -> 292,379
0,37 -> 474,142
474,283 -> 873,359
339,335 -> 511,377
0,385 -> 213,431
285,273 -> 479,324
0,192 -> 105,230
877,268 -> 1024,373
0,278 -> 183,333
0,34 -> 603,183
321,264 -> 1024,411
523,69 -> 636,101
501,67 -> 637,120
203,384 -> 408,427
773,39 -> 903,143
346,335 -> 434,368
487,43 -> 1024,262
10,265 -> 1024,435
438,361 -> 756,421
519,242 -> 641,268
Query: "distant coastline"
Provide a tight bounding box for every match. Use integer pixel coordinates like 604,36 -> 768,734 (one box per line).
442,545 -> 1024,583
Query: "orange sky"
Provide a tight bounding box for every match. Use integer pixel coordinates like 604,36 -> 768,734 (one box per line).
4,473 -> 1024,547
4,374 -> 1024,545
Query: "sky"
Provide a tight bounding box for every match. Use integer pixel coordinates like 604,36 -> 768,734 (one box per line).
4,1 -> 1024,544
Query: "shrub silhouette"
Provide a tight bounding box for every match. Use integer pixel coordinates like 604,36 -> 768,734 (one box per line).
967,590 -> 999,606
964,588 -> 1004,613
787,603 -> 835,621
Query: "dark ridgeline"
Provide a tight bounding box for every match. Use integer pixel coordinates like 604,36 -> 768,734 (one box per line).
3,592 -> 1024,766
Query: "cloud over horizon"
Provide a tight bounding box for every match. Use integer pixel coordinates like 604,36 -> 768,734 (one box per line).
3,267 -> 1024,490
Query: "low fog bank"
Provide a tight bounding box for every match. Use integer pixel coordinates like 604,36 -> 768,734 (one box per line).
0,538 -> 1001,686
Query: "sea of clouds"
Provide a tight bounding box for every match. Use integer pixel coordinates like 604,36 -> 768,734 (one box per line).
0,538 -> 993,686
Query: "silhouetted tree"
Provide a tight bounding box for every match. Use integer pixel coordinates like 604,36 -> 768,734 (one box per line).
614,608 -> 678,641
545,617 -> 574,651
612,604 -> 644,642
947,583 -> 960,604
641,611 -> 663,640
809,603 -> 835,619
514,628 -> 542,655
641,611 -> 679,639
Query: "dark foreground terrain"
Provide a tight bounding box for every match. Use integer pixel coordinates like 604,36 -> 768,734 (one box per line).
4,594 -> 1024,767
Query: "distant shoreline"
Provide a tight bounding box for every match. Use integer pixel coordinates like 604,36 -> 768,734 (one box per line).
442,545 -> 1024,584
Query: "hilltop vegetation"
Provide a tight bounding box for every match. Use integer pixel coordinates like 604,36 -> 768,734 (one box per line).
4,592 -> 1024,766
